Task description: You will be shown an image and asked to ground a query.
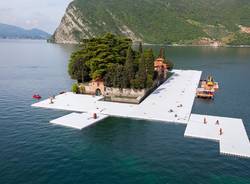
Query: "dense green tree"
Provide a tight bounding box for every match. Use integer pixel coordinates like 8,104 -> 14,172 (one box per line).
146,74 -> 154,88
104,64 -> 116,87
124,46 -> 135,87
68,34 -> 163,90
68,53 -> 90,82
136,54 -> 147,89
68,33 -> 132,81
144,48 -> 155,76
138,42 -> 143,54
158,48 -> 165,59
113,65 -> 127,88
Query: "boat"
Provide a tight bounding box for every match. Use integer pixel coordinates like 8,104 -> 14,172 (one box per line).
196,88 -> 215,99
201,76 -> 219,91
196,76 -> 219,100
33,94 -> 42,100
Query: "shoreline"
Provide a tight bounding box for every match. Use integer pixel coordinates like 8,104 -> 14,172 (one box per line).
48,40 -> 250,48
1,38 -> 250,48
142,43 -> 250,48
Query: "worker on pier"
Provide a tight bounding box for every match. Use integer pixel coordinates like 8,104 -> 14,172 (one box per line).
220,128 -> 223,135
204,117 -> 207,124
216,120 -> 219,125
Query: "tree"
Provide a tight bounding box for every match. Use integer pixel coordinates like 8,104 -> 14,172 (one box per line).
136,54 -> 147,89
159,47 -> 165,59
104,64 -> 116,87
124,46 -> 135,87
68,53 -> 90,82
72,83 -> 79,93
146,74 -> 154,88
113,65 -> 127,88
138,42 -> 143,54
144,48 -> 155,76
68,33 -> 132,81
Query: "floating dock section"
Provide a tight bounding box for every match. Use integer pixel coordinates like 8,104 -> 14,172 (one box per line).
185,114 -> 250,158
32,69 -> 250,158
32,70 -> 202,124
50,112 -> 108,130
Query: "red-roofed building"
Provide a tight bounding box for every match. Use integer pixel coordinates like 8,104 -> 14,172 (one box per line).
154,56 -> 169,79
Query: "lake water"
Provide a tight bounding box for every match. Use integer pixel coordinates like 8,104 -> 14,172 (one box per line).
0,39 -> 249,183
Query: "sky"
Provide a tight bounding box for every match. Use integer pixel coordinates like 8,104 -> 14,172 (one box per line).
0,0 -> 72,33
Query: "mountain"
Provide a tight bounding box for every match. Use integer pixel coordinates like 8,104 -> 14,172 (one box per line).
0,23 -> 51,40
51,0 -> 250,45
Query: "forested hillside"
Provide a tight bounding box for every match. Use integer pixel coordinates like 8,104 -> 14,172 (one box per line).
52,0 -> 250,45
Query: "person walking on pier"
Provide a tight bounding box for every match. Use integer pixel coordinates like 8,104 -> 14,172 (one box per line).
204,117 -> 207,124
220,128 -> 223,135
216,120 -> 219,125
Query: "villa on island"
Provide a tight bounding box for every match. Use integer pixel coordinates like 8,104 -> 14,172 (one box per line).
79,51 -> 172,104
67,34 -> 173,104
154,55 -> 172,80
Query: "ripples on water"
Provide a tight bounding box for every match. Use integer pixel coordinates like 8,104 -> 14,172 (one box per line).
0,40 -> 249,183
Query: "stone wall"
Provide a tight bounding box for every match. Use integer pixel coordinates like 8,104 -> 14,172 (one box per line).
105,87 -> 146,97
104,87 -> 147,104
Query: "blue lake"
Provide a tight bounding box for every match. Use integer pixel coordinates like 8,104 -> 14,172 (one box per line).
0,39 -> 249,183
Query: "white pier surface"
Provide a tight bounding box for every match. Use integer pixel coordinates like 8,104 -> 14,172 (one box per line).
128,70 -> 201,124
32,69 -> 250,158
50,112 -> 108,130
32,70 -> 202,124
185,114 -> 250,158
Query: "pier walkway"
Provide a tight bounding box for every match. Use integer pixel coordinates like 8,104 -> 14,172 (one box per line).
50,112 -> 108,130
185,114 -> 250,158
32,70 -> 250,158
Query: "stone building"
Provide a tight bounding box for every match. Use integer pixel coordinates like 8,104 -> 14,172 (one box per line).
84,79 -> 105,96
154,57 -> 169,79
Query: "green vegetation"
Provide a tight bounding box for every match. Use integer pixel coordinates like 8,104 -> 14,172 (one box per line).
68,34 -> 170,89
72,83 -> 79,93
228,33 -> 250,45
68,33 -> 131,81
57,0 -> 250,45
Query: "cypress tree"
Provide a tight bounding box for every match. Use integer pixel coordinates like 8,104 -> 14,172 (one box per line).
138,42 -> 143,54
144,48 -> 155,76
136,54 -> 147,89
125,46 -> 135,87
159,47 -> 165,59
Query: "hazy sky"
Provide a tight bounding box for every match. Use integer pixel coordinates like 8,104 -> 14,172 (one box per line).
0,0 -> 72,33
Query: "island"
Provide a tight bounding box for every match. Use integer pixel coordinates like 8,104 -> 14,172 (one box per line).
68,33 -> 173,104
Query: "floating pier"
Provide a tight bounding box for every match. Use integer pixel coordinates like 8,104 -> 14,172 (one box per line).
50,112 -> 108,130
185,114 -> 250,158
32,69 -> 250,158
32,70 -> 202,124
